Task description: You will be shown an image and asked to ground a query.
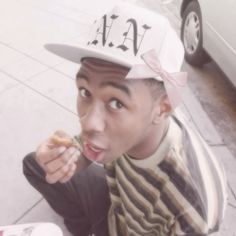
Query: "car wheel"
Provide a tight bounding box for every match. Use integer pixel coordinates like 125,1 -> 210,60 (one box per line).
181,1 -> 211,66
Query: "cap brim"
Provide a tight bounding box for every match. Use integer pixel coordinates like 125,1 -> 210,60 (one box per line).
44,43 -> 132,68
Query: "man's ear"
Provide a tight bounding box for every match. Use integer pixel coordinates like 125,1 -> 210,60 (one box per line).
153,94 -> 172,124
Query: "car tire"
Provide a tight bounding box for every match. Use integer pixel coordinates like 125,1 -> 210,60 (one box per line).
181,0 -> 211,66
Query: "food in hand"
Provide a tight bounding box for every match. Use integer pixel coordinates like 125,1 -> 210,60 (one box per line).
51,133 -> 81,150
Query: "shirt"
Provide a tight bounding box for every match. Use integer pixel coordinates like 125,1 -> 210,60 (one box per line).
104,111 -> 227,236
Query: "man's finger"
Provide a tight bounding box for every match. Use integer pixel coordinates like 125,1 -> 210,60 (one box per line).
37,146 -> 66,164
45,152 -> 78,184
45,162 -> 72,184
45,148 -> 79,174
59,164 -> 77,183
59,147 -> 78,164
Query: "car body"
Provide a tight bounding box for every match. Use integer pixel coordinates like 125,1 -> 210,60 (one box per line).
175,0 -> 236,87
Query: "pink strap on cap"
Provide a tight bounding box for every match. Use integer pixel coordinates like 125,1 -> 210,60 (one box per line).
126,49 -> 188,109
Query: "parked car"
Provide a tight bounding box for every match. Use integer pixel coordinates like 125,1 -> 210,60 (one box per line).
175,0 -> 236,87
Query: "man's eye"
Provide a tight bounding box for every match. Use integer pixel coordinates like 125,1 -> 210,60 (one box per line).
79,88 -> 90,98
109,99 -> 124,110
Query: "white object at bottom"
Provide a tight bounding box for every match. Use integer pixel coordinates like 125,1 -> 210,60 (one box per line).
0,223 -> 63,236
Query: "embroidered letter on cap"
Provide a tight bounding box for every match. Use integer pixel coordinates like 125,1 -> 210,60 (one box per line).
117,19 -> 151,56
88,14 -> 119,46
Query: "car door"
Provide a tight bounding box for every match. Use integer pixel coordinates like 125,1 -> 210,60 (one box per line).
200,0 -> 236,86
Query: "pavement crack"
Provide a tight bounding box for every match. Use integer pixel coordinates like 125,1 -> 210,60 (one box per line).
13,198 -> 44,224
229,203 -> 236,209
0,69 -> 77,116
228,183 -> 236,208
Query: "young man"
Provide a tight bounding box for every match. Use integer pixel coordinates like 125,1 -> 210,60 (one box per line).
23,4 -> 227,236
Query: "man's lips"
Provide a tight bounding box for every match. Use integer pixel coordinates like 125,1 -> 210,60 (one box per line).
82,141 -> 105,161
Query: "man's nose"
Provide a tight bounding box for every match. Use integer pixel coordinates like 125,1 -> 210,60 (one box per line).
80,103 -> 106,133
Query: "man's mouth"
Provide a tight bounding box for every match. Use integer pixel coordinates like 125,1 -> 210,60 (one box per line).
82,141 -> 105,162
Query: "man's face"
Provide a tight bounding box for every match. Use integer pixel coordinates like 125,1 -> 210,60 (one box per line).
76,58 -> 159,163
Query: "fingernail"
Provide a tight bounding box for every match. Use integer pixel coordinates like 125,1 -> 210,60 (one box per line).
59,146 -> 66,154
69,147 -> 76,154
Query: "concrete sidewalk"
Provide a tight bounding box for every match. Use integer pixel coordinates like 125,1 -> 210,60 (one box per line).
0,0 -> 235,235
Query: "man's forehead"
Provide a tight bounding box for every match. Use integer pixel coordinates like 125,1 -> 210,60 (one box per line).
82,57 -> 129,71
77,57 -> 130,81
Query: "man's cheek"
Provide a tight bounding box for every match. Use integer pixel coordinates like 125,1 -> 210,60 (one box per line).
77,106 -> 86,119
117,137 -> 135,152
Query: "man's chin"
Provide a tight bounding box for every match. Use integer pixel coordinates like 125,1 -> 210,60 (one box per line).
93,155 -> 119,165
94,157 -> 111,165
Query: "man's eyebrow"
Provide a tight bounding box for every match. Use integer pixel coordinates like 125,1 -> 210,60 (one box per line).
76,71 -> 89,81
76,71 -> 131,97
100,81 -> 131,97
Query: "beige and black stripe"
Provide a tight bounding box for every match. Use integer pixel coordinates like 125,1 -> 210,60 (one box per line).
105,115 -> 227,236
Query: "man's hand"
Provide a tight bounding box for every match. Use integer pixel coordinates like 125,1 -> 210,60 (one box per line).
35,131 -> 80,184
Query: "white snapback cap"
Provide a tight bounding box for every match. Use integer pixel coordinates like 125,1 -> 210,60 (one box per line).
45,3 -> 187,109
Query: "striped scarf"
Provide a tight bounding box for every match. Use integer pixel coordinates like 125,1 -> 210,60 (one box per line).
105,111 -> 227,236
